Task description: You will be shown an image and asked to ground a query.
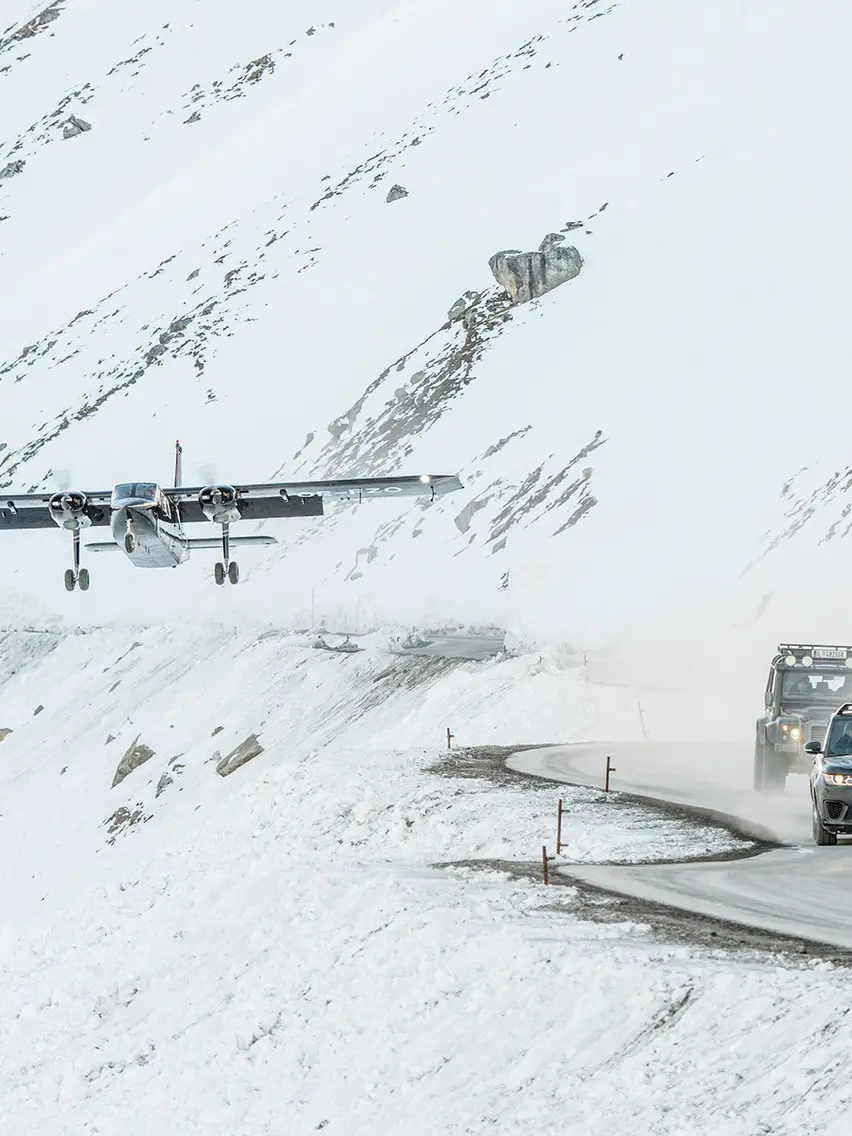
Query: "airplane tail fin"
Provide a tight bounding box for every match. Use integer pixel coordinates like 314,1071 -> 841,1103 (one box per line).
174,439 -> 183,488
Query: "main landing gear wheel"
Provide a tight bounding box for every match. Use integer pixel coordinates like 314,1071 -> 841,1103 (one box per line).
228,561 -> 239,585
214,562 -> 226,586
64,529 -> 90,592
124,532 -> 136,554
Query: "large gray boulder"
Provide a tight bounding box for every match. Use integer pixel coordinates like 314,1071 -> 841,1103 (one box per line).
112,736 -> 155,788
216,734 -> 264,777
62,115 -> 92,140
489,233 -> 583,304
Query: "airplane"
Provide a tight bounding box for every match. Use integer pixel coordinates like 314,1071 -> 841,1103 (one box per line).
0,441 -> 463,591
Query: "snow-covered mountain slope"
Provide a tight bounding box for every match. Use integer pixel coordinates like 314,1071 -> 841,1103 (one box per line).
1,0 -> 850,638
0,623 -> 844,1136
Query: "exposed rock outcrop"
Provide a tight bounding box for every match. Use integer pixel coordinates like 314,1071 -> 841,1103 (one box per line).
62,114 -> 91,140
0,728 -> 11,743
0,160 -> 25,180
447,291 -> 479,323
215,734 -> 264,777
111,736 -> 155,788
489,233 -> 583,304
386,184 -> 408,203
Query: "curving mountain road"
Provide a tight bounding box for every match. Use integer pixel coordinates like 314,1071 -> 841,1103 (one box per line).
508,743 -> 852,950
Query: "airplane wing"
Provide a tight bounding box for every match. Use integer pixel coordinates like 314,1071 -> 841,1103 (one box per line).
0,491 -> 113,530
164,474 -> 462,524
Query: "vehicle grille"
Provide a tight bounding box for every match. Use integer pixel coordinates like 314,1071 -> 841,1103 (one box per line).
810,725 -> 828,743
826,800 -> 846,822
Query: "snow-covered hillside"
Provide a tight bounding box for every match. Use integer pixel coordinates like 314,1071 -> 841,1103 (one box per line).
1,0 -> 850,638
3,1 -> 852,1131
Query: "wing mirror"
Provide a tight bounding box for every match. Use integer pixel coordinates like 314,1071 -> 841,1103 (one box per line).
805,740 -> 822,755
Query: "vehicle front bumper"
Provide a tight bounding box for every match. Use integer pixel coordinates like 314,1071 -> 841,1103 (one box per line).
813,781 -> 852,832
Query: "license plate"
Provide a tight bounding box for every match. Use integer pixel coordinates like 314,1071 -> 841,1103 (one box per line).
815,648 -> 846,659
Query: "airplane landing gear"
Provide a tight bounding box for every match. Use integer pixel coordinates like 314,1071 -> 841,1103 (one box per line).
214,522 -> 239,585
64,529 -> 90,592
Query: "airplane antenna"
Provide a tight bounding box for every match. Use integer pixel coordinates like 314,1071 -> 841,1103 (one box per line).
174,440 -> 183,488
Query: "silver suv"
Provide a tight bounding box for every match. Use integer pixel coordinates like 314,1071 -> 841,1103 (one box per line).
755,644 -> 852,793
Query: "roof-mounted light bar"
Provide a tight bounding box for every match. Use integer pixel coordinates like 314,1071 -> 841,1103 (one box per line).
777,644 -> 852,668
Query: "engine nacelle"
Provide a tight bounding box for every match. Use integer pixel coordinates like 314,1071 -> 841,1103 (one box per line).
48,491 -> 92,531
199,484 -> 241,524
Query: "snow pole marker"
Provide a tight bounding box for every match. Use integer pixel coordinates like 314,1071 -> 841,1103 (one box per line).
605,756 -> 616,792
542,845 -> 549,886
556,797 -> 564,855
446,727 -> 454,749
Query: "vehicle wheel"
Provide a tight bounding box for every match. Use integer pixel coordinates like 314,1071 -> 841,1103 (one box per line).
77,568 -> 90,592
64,569 -> 76,592
813,805 -> 838,846
228,561 -> 239,585
214,562 -> 225,586
124,532 -> 136,554
753,742 -> 765,792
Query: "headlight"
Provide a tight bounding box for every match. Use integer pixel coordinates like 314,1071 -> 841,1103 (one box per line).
790,727 -> 801,740
823,773 -> 852,786
802,655 -> 814,667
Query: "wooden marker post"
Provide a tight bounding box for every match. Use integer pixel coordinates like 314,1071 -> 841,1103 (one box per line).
605,756 -> 616,792
446,727 -> 454,749
542,845 -> 549,885
556,798 -> 564,855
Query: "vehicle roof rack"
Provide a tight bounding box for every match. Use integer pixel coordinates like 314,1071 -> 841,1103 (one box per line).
777,644 -> 852,654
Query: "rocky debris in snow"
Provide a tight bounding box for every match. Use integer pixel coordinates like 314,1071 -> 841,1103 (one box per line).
489,233 -> 583,304
0,1 -> 63,60
104,803 -> 151,844
105,734 -> 115,745
211,725 -> 224,736
61,115 -> 91,140
386,184 -> 408,203
0,728 -> 12,743
111,736 -> 155,788
0,160 -> 25,180
215,734 -> 264,777
447,291 -> 479,322
285,289 -> 513,483
157,755 -> 185,796
33,704 -> 44,716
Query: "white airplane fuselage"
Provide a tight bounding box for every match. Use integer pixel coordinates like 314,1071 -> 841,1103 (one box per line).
110,486 -> 189,568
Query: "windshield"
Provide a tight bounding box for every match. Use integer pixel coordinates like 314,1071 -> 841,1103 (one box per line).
827,717 -> 852,757
111,482 -> 158,505
781,671 -> 852,702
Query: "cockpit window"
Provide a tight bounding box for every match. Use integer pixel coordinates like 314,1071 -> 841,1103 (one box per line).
781,672 -> 852,701
111,482 -> 158,505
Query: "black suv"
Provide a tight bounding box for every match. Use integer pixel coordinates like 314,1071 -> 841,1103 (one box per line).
754,643 -> 852,793
807,703 -> 852,844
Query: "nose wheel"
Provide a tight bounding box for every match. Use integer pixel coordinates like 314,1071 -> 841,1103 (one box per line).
213,523 -> 240,585
64,530 -> 90,592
